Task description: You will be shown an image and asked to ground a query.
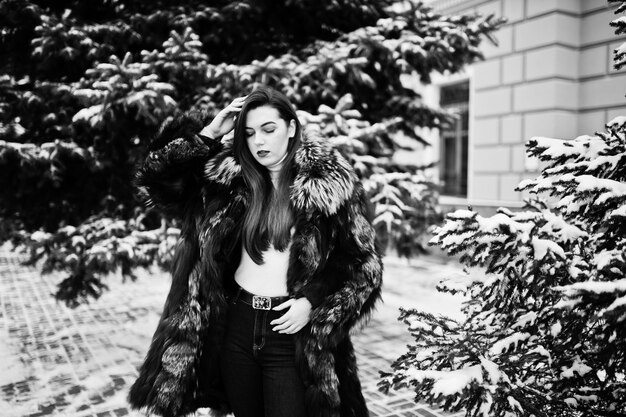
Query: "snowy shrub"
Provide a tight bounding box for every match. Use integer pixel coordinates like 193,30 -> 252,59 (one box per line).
380,2 -> 626,416
14,213 -> 178,307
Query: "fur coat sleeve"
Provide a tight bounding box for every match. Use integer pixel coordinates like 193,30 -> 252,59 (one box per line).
290,179 -> 383,416
302,181 -> 383,349
134,113 -> 223,218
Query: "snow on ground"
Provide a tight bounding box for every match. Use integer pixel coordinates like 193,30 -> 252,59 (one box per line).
0,333 -> 25,387
382,254 -> 468,321
0,260 -> 169,417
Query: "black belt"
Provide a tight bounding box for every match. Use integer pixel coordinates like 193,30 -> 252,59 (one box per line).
234,285 -> 291,310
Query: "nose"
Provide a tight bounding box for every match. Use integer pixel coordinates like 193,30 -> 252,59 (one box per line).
253,134 -> 264,146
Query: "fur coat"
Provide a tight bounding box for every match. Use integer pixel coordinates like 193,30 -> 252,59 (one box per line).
128,113 -> 384,417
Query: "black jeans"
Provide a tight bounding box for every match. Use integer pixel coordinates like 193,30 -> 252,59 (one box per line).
221,291 -> 307,417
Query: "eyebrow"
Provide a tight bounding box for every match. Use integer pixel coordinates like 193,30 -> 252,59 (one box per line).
245,121 -> 277,130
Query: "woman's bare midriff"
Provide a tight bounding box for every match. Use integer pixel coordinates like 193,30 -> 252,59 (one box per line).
234,242 -> 291,297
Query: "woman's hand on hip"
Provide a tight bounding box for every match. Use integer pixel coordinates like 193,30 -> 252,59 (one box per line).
271,298 -> 312,334
200,96 -> 247,139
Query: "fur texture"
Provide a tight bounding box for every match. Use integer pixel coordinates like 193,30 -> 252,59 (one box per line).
130,114 -> 383,417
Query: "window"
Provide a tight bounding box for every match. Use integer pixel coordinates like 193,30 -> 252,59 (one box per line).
439,81 -> 469,197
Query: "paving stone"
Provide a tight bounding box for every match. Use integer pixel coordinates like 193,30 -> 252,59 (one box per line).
416,408 -> 441,417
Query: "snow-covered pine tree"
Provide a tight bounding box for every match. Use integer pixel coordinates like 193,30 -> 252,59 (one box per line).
380,2 -> 626,416
1,0 -> 503,305
21,214 -> 180,307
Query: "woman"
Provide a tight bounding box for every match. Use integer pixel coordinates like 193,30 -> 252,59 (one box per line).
128,86 -> 383,417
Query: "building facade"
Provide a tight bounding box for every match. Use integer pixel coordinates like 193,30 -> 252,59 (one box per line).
410,0 -> 626,214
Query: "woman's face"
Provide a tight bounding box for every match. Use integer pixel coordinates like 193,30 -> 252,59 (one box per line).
244,105 -> 295,168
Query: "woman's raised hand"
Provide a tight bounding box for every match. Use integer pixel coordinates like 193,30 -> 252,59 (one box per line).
200,96 -> 247,139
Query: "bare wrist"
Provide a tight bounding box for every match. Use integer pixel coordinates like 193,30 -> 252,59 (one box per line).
199,126 -> 218,139
298,297 -> 312,309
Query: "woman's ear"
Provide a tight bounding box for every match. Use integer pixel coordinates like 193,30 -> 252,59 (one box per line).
288,119 -> 296,139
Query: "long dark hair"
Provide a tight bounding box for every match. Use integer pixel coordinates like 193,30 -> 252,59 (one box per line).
233,86 -> 302,264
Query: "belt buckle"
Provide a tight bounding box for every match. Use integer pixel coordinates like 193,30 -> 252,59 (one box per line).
252,295 -> 271,310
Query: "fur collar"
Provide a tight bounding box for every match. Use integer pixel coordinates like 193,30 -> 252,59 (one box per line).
203,129 -> 358,216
